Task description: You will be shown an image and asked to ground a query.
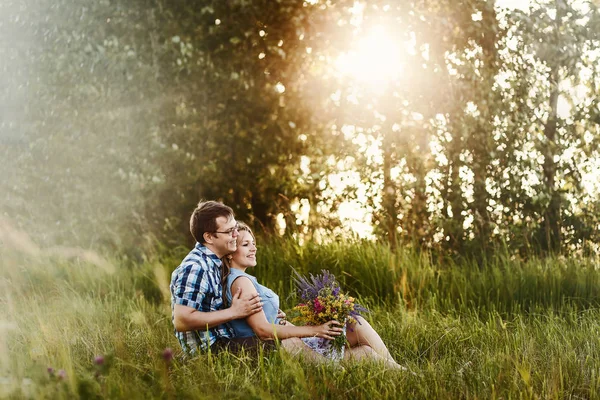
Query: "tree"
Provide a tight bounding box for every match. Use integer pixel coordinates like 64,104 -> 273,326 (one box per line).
510,0 -> 600,254
0,0 -> 165,249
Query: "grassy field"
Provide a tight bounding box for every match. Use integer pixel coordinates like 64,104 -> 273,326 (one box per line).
1,240 -> 600,399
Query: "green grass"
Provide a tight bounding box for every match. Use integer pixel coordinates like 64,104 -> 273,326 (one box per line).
2,239 -> 600,399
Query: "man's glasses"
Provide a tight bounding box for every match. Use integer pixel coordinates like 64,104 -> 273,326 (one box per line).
214,223 -> 240,236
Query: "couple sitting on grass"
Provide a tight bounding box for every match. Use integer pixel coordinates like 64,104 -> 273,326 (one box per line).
170,200 -> 401,367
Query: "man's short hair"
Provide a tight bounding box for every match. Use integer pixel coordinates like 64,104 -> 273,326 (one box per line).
190,201 -> 234,244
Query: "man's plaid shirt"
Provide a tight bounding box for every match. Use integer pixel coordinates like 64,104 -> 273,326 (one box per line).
170,243 -> 233,353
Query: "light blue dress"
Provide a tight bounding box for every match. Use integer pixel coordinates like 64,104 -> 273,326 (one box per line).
225,268 -> 281,337
225,268 -> 345,360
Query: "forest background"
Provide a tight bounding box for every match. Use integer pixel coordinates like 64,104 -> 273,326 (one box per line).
1,0 -> 599,258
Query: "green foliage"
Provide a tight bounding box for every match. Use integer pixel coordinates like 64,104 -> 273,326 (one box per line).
0,0 -> 164,249
506,0 -> 600,254
141,0 -> 347,244
0,0 -> 599,257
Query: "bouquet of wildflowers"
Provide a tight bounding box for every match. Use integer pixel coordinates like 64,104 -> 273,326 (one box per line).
291,269 -> 368,360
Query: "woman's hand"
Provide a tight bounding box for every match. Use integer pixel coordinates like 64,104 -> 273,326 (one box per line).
277,309 -> 287,325
277,309 -> 287,320
312,320 -> 344,340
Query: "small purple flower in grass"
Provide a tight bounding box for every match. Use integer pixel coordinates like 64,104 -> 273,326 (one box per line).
93,353 -> 112,379
47,367 -> 55,376
162,347 -> 173,363
57,369 -> 67,380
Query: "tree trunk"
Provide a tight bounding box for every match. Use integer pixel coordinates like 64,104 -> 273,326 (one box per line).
443,124 -> 465,254
411,171 -> 428,247
471,3 -> 498,253
382,130 -> 398,250
542,66 -> 561,254
472,147 -> 491,250
251,198 -> 275,235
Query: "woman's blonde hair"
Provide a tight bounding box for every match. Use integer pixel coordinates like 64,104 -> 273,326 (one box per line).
221,222 -> 254,306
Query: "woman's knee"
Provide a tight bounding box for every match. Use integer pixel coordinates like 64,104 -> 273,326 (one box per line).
280,337 -> 304,353
354,315 -> 372,328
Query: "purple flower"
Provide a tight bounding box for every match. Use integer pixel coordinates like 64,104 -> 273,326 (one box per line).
57,369 -> 67,380
162,347 -> 173,363
349,304 -> 370,324
47,367 -> 55,376
293,269 -> 341,302
94,355 -> 104,366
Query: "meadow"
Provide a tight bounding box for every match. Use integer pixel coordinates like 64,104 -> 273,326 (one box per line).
2,239 -> 600,399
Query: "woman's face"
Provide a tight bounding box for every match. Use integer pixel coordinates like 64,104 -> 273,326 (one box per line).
230,230 -> 257,269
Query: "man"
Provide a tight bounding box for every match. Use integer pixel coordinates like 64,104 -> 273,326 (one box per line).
170,200 -> 263,353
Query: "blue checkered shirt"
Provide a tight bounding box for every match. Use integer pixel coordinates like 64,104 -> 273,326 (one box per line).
170,243 -> 233,353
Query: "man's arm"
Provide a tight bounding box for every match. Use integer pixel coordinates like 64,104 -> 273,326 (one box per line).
173,288 -> 263,332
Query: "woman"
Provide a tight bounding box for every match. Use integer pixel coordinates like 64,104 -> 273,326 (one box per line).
222,222 -> 402,367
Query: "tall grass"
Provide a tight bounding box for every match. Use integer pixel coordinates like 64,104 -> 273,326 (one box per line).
252,238 -> 600,313
2,239 -> 600,399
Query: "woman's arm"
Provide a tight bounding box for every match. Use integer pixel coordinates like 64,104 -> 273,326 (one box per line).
232,277 -> 343,341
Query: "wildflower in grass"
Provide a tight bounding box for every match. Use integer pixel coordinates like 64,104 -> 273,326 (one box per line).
160,347 -> 175,398
47,367 -> 55,377
93,353 -> 112,380
57,370 -> 66,380
162,347 -> 174,364
292,269 -> 368,360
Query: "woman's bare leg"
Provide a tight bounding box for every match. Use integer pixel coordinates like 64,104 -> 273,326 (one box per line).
344,344 -> 380,361
344,344 -> 405,369
280,337 -> 328,363
276,321 -> 327,362
278,320 -> 402,367
346,316 -> 399,365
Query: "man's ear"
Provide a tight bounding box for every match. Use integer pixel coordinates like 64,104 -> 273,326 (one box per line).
203,232 -> 214,244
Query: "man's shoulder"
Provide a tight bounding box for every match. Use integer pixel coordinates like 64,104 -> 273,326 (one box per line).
171,247 -> 212,277
184,243 -> 217,265
183,248 -> 209,264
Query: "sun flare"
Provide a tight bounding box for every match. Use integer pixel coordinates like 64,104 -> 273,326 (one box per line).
335,26 -> 405,86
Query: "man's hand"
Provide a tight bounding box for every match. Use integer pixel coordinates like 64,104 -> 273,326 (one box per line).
229,287 -> 263,319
